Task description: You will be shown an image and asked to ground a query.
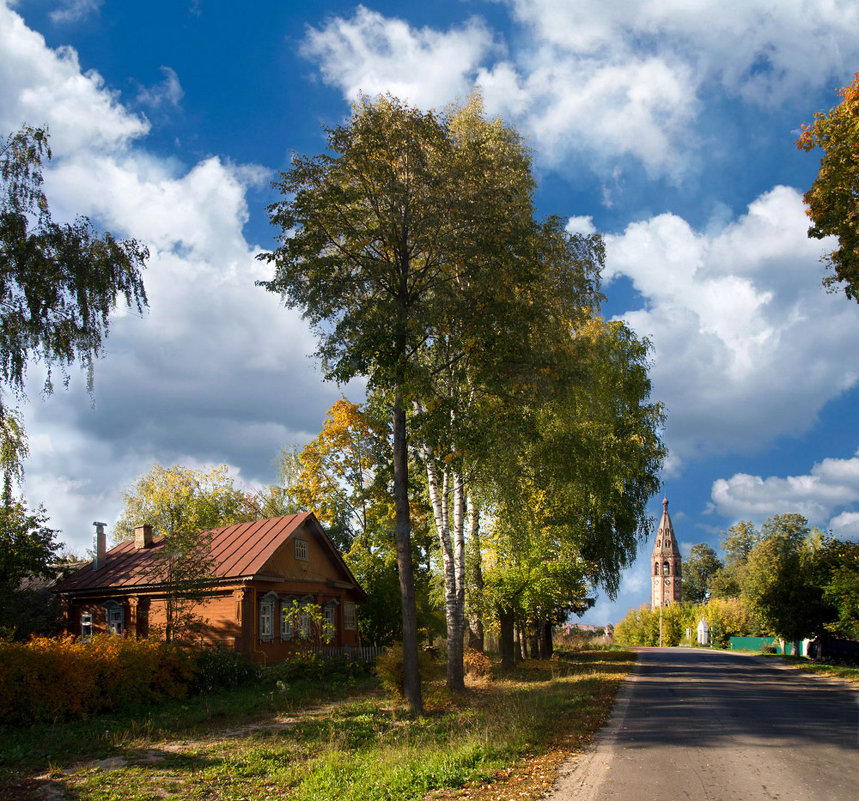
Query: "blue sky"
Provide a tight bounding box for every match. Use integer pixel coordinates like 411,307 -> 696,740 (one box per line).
4,0 -> 859,626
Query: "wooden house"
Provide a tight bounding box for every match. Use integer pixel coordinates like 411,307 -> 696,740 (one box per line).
52,513 -> 367,663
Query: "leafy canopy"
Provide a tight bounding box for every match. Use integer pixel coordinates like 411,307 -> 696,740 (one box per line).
797,72 -> 859,301
0,125 -> 148,398
113,463 -> 252,543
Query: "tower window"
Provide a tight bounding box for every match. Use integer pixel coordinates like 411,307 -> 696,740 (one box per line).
663,562 -> 670,576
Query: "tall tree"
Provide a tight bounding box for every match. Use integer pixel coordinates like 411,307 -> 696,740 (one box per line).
682,543 -> 723,604
743,514 -> 827,646
0,125 -> 148,471
259,95 -> 554,711
796,72 -> 859,301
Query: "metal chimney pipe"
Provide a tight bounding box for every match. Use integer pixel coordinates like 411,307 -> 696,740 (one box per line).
92,521 -> 107,570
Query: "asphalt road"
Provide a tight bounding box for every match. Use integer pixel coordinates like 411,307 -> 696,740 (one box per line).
549,648 -> 859,801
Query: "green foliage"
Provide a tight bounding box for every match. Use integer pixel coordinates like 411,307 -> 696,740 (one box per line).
681,543 -> 723,604
817,538 -> 859,639
797,72 -> 859,301
374,643 -> 439,699
114,463 -> 252,543
743,515 -> 828,642
0,125 -> 148,400
0,495 -> 63,639
192,647 -> 259,693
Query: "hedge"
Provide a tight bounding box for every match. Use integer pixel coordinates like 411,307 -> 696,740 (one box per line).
0,634 -> 197,724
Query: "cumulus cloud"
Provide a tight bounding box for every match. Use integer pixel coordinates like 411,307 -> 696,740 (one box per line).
710,450 -> 859,538
602,186 -> 859,467
301,1 -> 859,179
0,4 -> 147,152
1,2 -> 342,552
301,6 -> 496,109
565,215 -> 596,236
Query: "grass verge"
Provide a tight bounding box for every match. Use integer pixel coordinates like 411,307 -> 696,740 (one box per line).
0,650 -> 634,801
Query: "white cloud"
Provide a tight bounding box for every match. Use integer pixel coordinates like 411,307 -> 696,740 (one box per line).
565,215 -> 596,236
301,1 -> 859,178
603,185 -> 859,466
710,449 -> 859,538
0,4 -> 147,152
2,2 -> 345,553
49,0 -> 103,25
828,512 -> 859,540
301,5 -> 495,109
136,66 -> 184,110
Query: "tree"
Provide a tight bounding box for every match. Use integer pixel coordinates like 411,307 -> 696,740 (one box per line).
113,463 -> 251,544
796,72 -> 859,301
0,497 -> 61,638
114,463 -> 252,641
0,125 -> 148,472
743,514 -> 827,646
259,95 -> 550,711
682,543 -> 723,604
811,536 -> 859,640
710,520 -> 759,598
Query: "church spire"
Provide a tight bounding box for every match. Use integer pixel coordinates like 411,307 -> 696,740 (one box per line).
651,497 -> 682,608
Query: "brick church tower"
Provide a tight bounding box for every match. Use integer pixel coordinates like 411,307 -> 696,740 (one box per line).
651,498 -> 682,609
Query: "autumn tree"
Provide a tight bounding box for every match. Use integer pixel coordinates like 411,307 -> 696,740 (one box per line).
114,463 -> 251,543
287,398 -> 440,646
796,72 -> 859,301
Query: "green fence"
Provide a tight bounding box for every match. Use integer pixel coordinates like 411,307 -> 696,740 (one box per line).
729,636 -> 798,654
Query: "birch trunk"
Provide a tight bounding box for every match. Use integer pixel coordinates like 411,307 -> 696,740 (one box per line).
465,494 -> 484,652
424,450 -> 465,690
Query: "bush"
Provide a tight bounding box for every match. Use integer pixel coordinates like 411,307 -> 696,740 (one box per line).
0,634 -> 198,724
759,644 -> 778,654
264,650 -> 372,689
462,648 -> 490,678
375,644 -> 438,699
192,647 -> 259,692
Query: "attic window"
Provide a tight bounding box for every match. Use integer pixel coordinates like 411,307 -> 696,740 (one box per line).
294,538 -> 309,561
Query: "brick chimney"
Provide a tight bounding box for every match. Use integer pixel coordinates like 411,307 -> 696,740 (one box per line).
92,521 -> 107,570
134,524 -> 153,549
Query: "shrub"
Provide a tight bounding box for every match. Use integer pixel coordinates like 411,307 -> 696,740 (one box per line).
375,644 -> 438,699
0,634 -> 198,724
192,647 -> 259,692
759,644 -> 778,654
462,648 -> 490,678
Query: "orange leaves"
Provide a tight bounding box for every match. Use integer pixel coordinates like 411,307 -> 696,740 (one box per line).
0,634 -> 197,724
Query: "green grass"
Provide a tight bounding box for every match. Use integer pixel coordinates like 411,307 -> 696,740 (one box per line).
769,654 -> 859,682
0,651 -> 634,801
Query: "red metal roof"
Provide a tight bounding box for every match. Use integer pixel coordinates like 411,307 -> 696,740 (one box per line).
53,513 -> 358,595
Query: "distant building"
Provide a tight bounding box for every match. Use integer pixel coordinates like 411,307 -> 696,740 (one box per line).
651,498 -> 682,609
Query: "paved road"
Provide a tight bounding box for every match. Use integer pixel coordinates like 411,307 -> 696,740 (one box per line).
549,648 -> 859,801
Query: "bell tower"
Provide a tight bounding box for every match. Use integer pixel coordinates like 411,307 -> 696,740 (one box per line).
651,498 -> 682,609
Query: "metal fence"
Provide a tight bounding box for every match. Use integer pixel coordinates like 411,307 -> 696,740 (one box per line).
308,645 -> 385,664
